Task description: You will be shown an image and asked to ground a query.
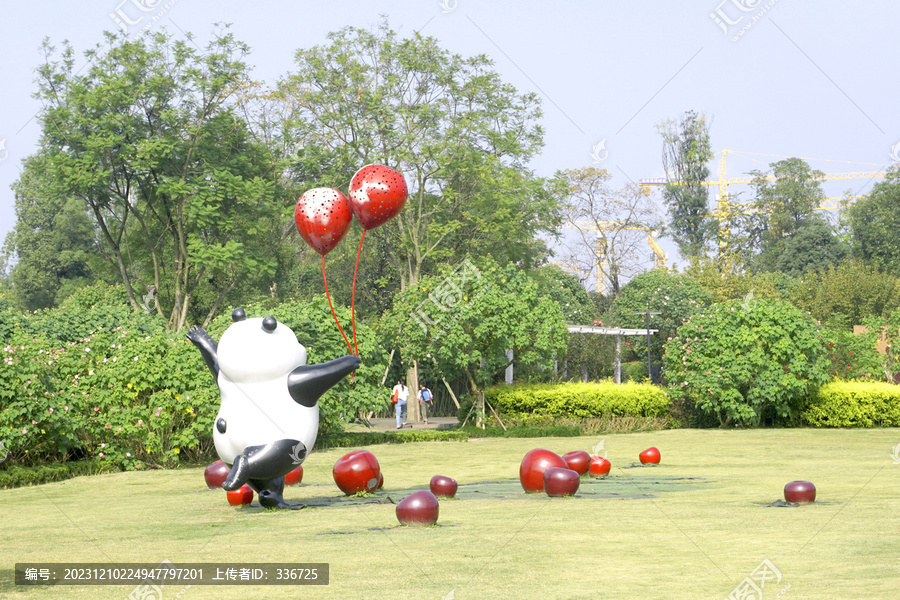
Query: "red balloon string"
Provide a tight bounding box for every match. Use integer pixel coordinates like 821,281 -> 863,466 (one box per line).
322,253 -> 353,356
350,229 -> 366,358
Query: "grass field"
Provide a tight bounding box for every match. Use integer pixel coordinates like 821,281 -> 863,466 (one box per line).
2,428 -> 898,599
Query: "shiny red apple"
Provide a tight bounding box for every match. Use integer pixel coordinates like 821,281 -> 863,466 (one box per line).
204,460 -> 230,489
519,449 -> 568,493
226,484 -> 253,506
562,450 -> 591,476
396,490 -> 439,526
284,464 -> 303,486
639,447 -> 661,464
430,475 -> 458,499
543,467 -> 580,497
784,480 -> 816,504
589,455 -> 611,476
333,450 -> 381,495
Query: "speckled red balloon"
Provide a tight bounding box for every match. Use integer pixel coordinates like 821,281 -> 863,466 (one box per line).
294,188 -> 353,256
348,164 -> 408,230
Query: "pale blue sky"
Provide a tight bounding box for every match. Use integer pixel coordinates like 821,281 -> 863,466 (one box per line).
1,1 -> 897,278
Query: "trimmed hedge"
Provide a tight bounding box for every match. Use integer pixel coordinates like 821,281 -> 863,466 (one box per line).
316,429 -> 469,449
802,381 -> 900,427
484,382 -> 670,420
0,459 -> 121,489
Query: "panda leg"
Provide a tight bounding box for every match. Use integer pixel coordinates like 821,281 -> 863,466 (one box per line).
222,439 -> 307,492
247,477 -> 293,510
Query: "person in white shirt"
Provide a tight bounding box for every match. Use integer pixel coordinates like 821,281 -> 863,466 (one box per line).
391,380 -> 409,429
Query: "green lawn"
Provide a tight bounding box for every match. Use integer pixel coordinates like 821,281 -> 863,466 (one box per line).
2,428 -> 898,599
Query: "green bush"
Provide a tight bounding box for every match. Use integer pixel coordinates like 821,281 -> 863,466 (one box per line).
316,429 -> 469,448
663,299 -> 829,427
623,361 -> 649,383
802,381 -> 900,427
483,381 -> 670,420
0,459 -> 120,489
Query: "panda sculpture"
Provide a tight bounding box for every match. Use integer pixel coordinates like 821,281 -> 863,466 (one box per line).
187,308 -> 361,509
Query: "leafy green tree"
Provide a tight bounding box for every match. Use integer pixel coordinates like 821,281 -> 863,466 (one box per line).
791,261 -> 900,324
32,29 -> 289,332
683,256 -> 796,304
663,299 -> 829,427
848,167 -> 900,275
657,111 -> 715,259
277,20 -> 562,291
743,158 -> 840,273
3,154 -> 101,310
382,258 -> 568,424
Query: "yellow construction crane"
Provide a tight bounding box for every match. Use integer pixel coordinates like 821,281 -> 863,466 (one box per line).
562,221 -> 666,294
639,149 -> 890,256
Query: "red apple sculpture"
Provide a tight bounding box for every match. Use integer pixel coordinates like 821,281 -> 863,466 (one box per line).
589,455 -> 611,476
562,450 -> 591,476
639,447 -> 661,465
284,464 -> 304,486
430,475 -> 458,499
376,471 -> 384,490
333,450 -> 381,495
519,449 -> 568,493
396,490 -> 440,526
784,480 -> 816,504
226,484 -> 254,506
204,460 -> 230,489
543,467 -> 580,497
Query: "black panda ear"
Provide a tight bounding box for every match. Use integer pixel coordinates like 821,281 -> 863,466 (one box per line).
232,308 -> 247,322
262,316 -> 277,332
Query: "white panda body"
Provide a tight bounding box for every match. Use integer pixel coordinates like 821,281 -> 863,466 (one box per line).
213,317 -> 317,466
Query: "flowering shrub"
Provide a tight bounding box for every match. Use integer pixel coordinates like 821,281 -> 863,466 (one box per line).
663,299 -> 829,427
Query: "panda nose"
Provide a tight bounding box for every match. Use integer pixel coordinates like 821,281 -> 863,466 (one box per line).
262,316 -> 277,333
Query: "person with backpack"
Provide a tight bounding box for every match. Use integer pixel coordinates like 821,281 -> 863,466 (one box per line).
418,383 -> 434,425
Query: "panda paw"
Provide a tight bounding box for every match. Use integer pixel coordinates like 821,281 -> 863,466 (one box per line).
186,325 -> 212,346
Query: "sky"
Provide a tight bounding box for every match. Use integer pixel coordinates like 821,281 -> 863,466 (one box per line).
1,0 -> 898,286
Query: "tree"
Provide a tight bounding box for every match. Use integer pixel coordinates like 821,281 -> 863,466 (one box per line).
664,299 -> 829,427
559,167 -> 661,296
657,111 -> 715,259
792,261 -> 900,325
743,158 -> 837,273
32,29 -> 290,331
276,20 -> 562,292
3,153 -> 101,310
382,258 -> 568,426
848,167 -> 900,276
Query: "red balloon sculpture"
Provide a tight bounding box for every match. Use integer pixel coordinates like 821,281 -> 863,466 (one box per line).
519,449 -> 568,493
543,467 -> 581,497
639,447 -> 661,465
284,464 -> 304,486
227,484 -> 254,506
204,460 -> 230,489
784,480 -> 816,504
589,455 -> 611,476
294,188 -> 355,354
430,475 -> 458,499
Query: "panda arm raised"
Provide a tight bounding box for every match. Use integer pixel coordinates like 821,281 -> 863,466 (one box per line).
288,355 -> 362,407
186,325 -> 219,381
